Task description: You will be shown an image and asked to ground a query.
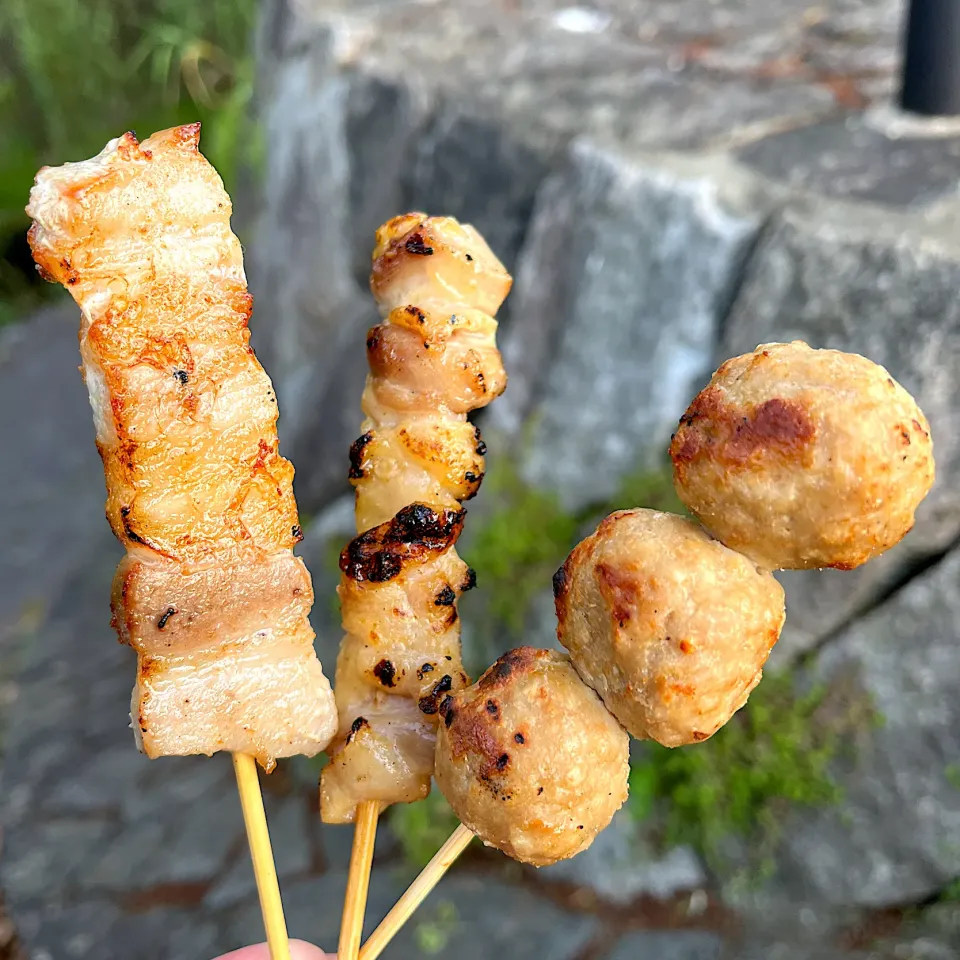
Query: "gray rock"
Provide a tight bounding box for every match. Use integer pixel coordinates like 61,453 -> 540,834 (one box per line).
0,524 -> 311,957
2,819 -> 114,902
376,871 -> 599,960
723,196 -> 960,662
221,867 -> 412,952
107,908 -> 221,960
287,0 -> 839,156
524,588 -> 564,655
716,889 -> 863,960
225,866 -> 597,959
14,900 -> 123,960
297,494 -> 355,667
756,547 -> 960,907
498,141 -> 771,511
870,901 -> 960,960
320,814 -> 399,873
205,793 -> 314,909
0,303 -> 108,644
400,102 -> 550,313
46,746 -> 146,814
119,754 -> 228,823
251,2 -> 385,512
136,771 -> 245,889
606,930 -> 723,960
252,0 -> 843,510
22,903 -> 220,960
730,940 -> 853,960
540,807 -> 707,905
738,115 -> 960,208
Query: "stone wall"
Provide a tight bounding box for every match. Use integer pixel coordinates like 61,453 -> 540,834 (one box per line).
250,0 -> 960,956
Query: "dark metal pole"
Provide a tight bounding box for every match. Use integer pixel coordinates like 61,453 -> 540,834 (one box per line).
899,0 -> 960,117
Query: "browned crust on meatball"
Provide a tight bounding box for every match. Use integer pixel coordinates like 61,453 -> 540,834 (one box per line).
441,647 -> 543,778
671,390 -> 816,467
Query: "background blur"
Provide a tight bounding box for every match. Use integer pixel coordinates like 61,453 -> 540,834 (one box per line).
2,1 -> 960,958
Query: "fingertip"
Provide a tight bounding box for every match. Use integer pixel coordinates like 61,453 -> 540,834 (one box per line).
291,940 -> 334,959
213,941 -> 332,960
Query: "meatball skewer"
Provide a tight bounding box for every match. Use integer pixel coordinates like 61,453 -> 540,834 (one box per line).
357,341 -> 934,960
323,214 -> 511,960
359,506 -> 784,960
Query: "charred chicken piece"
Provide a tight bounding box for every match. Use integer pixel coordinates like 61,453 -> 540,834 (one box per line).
320,505 -> 474,820
354,213 -> 510,531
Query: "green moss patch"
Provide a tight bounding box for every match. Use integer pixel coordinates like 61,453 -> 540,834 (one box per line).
628,669 -> 881,880
464,457 -> 579,637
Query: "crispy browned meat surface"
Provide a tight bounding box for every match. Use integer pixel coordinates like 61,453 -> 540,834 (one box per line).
670,341 -> 934,571
555,509 -> 785,748
26,125 -> 337,767
435,648 -> 629,867
320,214 -> 511,823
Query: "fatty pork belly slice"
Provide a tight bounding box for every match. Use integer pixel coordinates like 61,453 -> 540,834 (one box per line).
25,124 -> 337,763
320,504 -> 474,823
114,551 -> 336,766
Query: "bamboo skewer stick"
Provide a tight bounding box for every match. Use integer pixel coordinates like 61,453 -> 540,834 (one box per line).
339,801 -> 381,960
233,752 -> 292,960
359,823 -> 474,960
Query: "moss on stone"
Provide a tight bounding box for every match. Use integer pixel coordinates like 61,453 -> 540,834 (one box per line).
462,454 -> 681,635
605,460 -> 689,518
628,669 -> 882,879
946,764 -> 960,792
413,900 -> 459,955
463,458 -> 579,637
323,533 -> 345,621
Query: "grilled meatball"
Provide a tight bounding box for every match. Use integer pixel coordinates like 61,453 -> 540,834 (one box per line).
435,648 -> 629,867
555,509 -> 785,747
669,341 -> 934,571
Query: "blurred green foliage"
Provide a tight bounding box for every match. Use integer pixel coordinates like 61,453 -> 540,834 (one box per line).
946,763 -> 960,792
606,459 -> 689,517
463,453 -> 682,642
390,789 -> 465,868
413,900 -> 459,955
0,0 -> 259,323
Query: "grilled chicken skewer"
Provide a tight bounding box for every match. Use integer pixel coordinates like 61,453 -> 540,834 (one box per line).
321,214 -> 510,959
27,124 -> 340,957
358,342 -> 935,960
321,213 -> 510,821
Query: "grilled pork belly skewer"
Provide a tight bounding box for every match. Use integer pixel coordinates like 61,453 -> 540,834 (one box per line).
26,124 -> 339,958
358,343 -> 935,960
321,214 -> 510,960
